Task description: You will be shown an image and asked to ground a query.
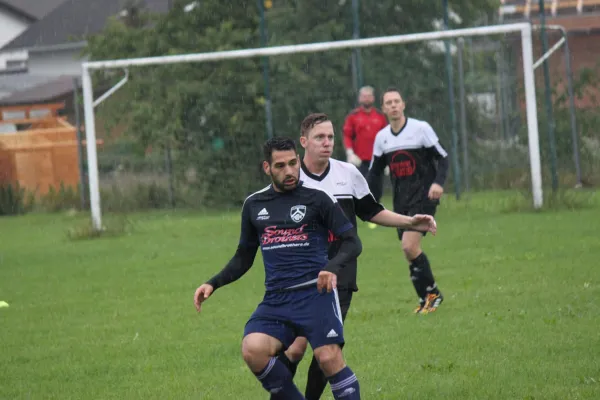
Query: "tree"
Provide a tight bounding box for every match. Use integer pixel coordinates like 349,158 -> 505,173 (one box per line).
84,0 -> 501,208
85,0 -> 266,208
264,0 -> 498,159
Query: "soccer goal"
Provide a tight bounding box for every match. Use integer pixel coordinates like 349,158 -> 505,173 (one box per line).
81,22 -> 542,231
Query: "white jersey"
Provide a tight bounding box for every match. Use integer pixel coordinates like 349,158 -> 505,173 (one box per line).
299,157 -> 384,291
369,117 -> 449,208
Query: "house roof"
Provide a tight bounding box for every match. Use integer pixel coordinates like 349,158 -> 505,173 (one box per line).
0,74 -> 60,100
0,75 -> 76,106
0,0 -> 66,21
1,0 -> 170,51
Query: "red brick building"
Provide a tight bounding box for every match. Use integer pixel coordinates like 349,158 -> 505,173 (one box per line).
499,0 -> 600,108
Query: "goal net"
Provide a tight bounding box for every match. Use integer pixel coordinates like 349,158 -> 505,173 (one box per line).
81,22 -> 542,230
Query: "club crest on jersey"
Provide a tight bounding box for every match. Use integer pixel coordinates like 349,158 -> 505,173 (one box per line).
290,205 -> 306,222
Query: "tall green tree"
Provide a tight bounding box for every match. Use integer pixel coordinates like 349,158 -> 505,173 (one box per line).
85,0 -> 266,207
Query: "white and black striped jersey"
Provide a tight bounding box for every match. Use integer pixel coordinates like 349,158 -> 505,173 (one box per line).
368,117 -> 449,210
300,158 -> 385,291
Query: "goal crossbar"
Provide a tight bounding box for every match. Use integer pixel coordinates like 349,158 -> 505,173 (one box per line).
85,23 -> 531,70
81,22 -> 542,231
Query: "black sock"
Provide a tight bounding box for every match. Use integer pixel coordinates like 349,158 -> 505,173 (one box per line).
277,352 -> 299,378
410,252 -> 439,302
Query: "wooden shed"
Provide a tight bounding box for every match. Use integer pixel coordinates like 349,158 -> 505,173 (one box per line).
0,103 -> 82,196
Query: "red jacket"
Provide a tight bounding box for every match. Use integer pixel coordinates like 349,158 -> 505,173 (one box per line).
343,107 -> 388,161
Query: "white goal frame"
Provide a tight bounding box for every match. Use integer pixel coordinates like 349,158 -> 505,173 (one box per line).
81,22 -> 542,231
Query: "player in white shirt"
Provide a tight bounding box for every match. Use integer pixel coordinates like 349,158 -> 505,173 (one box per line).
272,112 -> 437,400
368,87 -> 449,315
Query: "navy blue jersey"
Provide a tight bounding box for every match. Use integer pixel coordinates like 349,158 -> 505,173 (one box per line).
240,182 -> 353,291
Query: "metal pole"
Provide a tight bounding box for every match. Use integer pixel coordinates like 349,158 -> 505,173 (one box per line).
73,77 -> 87,210
258,0 -> 273,139
538,0 -> 559,192
443,0 -> 461,199
521,25 -> 544,208
351,0 -> 363,89
561,29 -> 582,187
165,145 -> 175,207
457,39 -> 469,192
81,67 -> 102,231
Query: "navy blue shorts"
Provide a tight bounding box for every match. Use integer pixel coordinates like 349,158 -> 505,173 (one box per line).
244,285 -> 345,351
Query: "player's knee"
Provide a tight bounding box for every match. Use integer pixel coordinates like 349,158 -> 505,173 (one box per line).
401,236 -> 422,260
285,337 -> 308,362
313,344 -> 345,377
401,243 -> 416,258
241,333 -> 277,372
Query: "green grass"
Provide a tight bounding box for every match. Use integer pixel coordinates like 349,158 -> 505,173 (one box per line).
1,190 -> 600,399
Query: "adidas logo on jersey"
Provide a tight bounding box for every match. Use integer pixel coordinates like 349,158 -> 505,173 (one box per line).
327,329 -> 338,338
257,208 -> 269,220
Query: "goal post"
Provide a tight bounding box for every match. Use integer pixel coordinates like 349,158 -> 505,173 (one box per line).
81,22 -> 542,231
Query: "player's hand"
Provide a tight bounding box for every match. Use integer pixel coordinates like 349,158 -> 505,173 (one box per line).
428,183 -> 444,200
194,284 -> 214,313
346,149 -> 362,168
410,214 -> 437,236
317,271 -> 337,293
384,166 -> 390,176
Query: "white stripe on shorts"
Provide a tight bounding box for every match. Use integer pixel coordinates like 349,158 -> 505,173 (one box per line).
332,288 -> 344,326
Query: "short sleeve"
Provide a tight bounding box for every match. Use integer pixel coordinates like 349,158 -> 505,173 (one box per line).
239,199 -> 259,248
351,164 -> 372,199
372,130 -> 384,158
350,164 -> 385,221
421,122 -> 448,157
317,190 -> 353,237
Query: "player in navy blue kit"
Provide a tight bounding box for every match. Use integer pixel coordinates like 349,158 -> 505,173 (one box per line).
194,137 -> 363,399
368,87 -> 449,314
272,113 -> 438,400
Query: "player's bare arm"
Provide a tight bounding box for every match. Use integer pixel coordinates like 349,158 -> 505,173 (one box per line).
369,210 -> 437,235
350,164 -> 436,234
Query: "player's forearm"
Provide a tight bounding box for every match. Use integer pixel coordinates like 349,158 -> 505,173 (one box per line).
434,156 -> 449,186
369,210 -> 413,228
205,245 -> 258,290
322,230 -> 362,276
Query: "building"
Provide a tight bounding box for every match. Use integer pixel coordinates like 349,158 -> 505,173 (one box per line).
499,0 -> 600,108
0,0 -> 171,110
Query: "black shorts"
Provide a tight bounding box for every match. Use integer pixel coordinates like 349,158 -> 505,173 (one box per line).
395,199 -> 439,240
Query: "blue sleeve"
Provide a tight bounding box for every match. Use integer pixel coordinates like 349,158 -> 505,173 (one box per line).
239,199 -> 259,248
319,191 -> 353,236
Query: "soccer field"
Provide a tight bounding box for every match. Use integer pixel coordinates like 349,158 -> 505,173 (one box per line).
1,191 -> 599,399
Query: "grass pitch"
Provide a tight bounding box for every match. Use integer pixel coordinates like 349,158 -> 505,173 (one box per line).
1,190 -> 599,399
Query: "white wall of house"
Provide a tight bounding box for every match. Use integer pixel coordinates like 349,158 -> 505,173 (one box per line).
0,10 -> 29,48
0,10 -> 30,71
28,48 -> 89,76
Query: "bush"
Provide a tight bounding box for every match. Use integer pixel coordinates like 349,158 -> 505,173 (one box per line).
0,182 -> 33,216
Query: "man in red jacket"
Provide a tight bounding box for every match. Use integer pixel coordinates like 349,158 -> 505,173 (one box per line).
343,86 -> 389,177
